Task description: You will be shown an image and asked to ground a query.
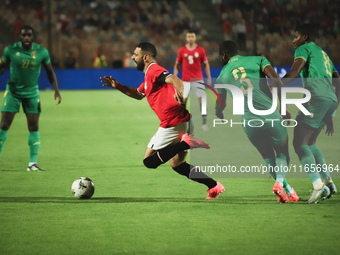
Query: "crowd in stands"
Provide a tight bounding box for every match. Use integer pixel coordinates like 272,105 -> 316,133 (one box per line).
0,0 -> 339,68
214,0 -> 340,65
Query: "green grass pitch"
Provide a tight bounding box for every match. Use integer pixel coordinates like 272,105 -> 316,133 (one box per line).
0,90 -> 339,255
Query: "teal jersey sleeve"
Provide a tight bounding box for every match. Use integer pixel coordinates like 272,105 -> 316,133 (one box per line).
294,44 -> 309,62
260,57 -> 271,72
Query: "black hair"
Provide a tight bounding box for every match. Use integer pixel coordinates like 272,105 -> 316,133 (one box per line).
137,42 -> 157,58
19,25 -> 35,35
295,23 -> 316,42
219,40 -> 239,56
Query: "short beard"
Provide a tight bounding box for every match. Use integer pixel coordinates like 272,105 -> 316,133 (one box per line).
136,61 -> 144,71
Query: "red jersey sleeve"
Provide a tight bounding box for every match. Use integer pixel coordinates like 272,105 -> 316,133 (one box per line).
137,82 -> 145,95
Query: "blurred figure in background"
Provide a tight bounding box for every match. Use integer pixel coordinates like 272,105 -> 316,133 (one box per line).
63,51 -> 76,69
93,47 -> 108,68
123,51 -> 136,68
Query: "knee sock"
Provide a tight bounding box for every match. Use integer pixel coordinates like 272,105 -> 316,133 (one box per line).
0,128 -> 8,157
275,152 -> 288,185
264,158 -> 276,179
173,162 -> 217,189
28,131 -> 40,163
143,142 -> 190,169
295,145 -> 322,189
309,144 -> 332,183
265,157 -> 292,192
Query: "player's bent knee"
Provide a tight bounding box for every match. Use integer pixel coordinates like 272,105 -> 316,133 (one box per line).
143,157 -> 160,169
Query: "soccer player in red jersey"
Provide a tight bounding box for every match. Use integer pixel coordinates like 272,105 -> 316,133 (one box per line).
100,42 -> 224,199
174,31 -> 212,131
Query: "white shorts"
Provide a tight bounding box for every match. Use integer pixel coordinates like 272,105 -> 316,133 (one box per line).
183,80 -> 205,99
147,120 -> 194,150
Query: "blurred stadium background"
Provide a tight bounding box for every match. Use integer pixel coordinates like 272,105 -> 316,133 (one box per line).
0,0 -> 339,69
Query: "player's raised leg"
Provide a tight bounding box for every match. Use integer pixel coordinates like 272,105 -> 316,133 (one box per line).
143,133 -> 209,170
170,151 -> 225,199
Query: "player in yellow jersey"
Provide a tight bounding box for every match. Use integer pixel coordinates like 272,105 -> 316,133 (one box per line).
216,41 -> 298,203
0,25 -> 61,171
283,24 -> 340,203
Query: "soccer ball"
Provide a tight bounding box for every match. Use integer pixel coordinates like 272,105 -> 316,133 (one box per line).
71,177 -> 95,199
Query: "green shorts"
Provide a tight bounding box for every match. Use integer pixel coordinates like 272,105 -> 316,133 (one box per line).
296,97 -> 337,130
243,119 -> 288,150
1,91 -> 41,114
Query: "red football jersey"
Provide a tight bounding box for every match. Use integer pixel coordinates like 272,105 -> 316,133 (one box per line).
137,63 -> 190,128
176,44 -> 208,82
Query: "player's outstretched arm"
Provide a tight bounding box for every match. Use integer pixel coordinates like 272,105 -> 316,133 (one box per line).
325,117 -> 334,136
203,62 -> 212,85
282,58 -> 306,85
100,75 -> 144,100
44,62 -> 61,105
0,58 -> 9,76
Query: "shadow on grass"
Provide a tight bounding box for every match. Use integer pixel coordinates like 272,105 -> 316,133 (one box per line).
1,196 -> 335,204
0,196 -> 205,204
0,169 -> 22,172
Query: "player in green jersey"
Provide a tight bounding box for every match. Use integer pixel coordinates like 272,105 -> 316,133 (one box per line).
0,25 -> 61,171
283,24 -> 340,204
215,40 -> 298,203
